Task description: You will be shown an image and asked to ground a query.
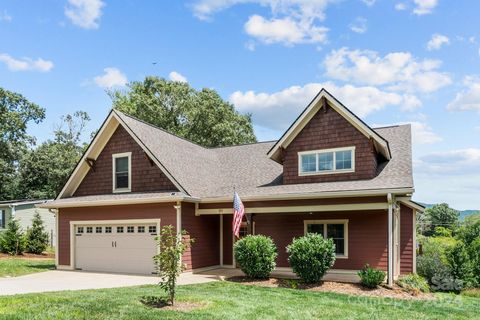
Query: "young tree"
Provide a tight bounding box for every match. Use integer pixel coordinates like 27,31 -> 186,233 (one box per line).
424,203 -> 459,235
0,219 -> 26,255
0,87 -> 45,200
153,225 -> 194,306
25,213 -> 50,254
110,77 -> 257,147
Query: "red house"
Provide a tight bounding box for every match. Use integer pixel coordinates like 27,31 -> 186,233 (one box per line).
40,89 -> 423,285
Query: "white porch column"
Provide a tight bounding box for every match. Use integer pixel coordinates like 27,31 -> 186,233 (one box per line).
174,202 -> 182,235
387,193 -> 394,286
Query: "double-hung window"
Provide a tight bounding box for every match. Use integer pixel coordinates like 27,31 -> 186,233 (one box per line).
304,220 -> 348,257
112,152 -> 131,193
299,147 -> 355,175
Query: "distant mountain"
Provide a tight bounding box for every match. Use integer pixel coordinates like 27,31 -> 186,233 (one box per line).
420,203 -> 480,221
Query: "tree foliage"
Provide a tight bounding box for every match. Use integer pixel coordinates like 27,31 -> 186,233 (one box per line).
0,88 -> 45,200
25,213 -> 50,254
110,77 -> 257,147
0,219 -> 26,255
423,203 -> 459,235
153,225 -> 194,306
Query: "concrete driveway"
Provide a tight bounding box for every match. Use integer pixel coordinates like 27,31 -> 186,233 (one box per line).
0,270 -> 219,296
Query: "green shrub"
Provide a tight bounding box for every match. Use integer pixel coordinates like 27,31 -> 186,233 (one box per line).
434,226 -> 452,238
234,235 -> 277,279
286,233 -> 336,283
417,236 -> 456,285
457,220 -> 480,246
468,238 -> 480,286
358,264 -> 385,288
0,219 -> 26,255
397,274 -> 430,294
446,242 -> 476,289
25,213 -> 49,254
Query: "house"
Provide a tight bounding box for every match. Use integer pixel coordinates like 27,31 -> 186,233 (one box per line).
0,199 -> 56,247
39,89 -> 424,285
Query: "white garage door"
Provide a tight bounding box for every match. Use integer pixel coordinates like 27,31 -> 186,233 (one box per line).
74,223 -> 158,275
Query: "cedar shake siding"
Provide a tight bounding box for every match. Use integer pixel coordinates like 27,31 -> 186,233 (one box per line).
182,202 -> 220,270
253,211 -> 388,270
58,203 -> 176,266
74,126 -> 177,197
282,105 -> 378,184
400,204 -> 414,274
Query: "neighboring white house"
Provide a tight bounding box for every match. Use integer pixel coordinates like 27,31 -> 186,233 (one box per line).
0,200 -> 55,247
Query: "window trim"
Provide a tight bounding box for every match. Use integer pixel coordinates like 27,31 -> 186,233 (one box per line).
112,152 -> 132,193
298,146 -> 355,176
303,219 -> 349,258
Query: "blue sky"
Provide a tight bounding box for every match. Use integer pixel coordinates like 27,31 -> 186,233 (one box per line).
1,0 -> 479,209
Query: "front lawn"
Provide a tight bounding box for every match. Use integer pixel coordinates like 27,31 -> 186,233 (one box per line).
0,258 -> 55,277
0,281 -> 477,319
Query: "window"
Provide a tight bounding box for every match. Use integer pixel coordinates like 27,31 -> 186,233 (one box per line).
105,227 -> 112,233
0,209 -> 5,229
138,226 -> 145,233
304,220 -> 348,257
112,152 -> 131,192
149,226 -> 157,234
86,227 -> 93,233
96,226 -> 102,233
298,147 -> 355,175
117,226 -> 124,233
77,226 -> 84,234
127,226 -> 134,233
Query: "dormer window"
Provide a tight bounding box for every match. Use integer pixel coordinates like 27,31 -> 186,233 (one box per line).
298,147 -> 355,175
112,152 -> 131,192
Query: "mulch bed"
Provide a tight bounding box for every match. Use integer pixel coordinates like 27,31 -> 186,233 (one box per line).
0,252 -> 55,260
227,276 -> 434,300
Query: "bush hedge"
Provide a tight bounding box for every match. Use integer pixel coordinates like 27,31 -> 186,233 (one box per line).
234,235 -> 277,279
358,264 -> 385,289
287,233 -> 336,283
397,274 -> 430,294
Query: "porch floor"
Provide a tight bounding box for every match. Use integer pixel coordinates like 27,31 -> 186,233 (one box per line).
196,267 -> 360,283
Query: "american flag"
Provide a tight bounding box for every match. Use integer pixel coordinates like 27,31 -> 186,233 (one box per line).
232,191 -> 245,238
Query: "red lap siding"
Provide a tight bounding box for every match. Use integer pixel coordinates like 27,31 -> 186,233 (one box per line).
400,204 -> 414,274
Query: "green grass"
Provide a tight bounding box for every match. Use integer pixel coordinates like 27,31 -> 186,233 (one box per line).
0,282 -> 478,319
0,258 -> 55,277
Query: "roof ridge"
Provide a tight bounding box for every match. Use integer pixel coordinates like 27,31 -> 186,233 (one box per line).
373,125 -> 401,129
209,140 -> 277,149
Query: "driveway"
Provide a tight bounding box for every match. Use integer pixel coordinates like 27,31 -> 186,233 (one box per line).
0,270 -> 219,296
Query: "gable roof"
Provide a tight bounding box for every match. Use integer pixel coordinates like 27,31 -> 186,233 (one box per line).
267,89 -> 391,163
55,89 -> 414,205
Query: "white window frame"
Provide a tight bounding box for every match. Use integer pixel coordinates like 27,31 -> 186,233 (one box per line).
298,146 -> 355,176
303,219 -> 349,258
112,152 -> 132,193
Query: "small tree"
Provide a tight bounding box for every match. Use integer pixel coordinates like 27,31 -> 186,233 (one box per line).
25,213 -> 49,254
153,225 -> 194,306
0,219 -> 26,255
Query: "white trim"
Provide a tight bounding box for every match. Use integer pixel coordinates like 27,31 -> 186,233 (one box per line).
175,202 -> 181,235
69,218 -> 161,270
219,215 -> 223,266
298,146 -> 355,176
394,204 -> 401,278
396,197 -> 425,212
267,89 -> 391,163
197,203 -> 388,215
387,193 -> 394,286
54,210 -> 59,267
413,210 -> 417,274
304,219 -> 349,258
112,152 -> 132,193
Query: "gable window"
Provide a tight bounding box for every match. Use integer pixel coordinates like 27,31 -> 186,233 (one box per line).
298,147 -> 355,175
304,220 -> 348,257
112,152 -> 132,193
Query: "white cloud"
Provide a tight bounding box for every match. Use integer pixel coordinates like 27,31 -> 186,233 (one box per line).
426,34 -> 450,51
93,67 -> 127,88
323,47 -> 452,93
413,0 -> 438,15
230,82 -> 421,131
0,53 -> 54,72
447,76 -> 480,112
168,71 -> 188,83
361,0 -> 376,6
65,0 -> 104,29
244,15 -> 327,45
192,0 -> 332,45
0,10 -> 12,22
395,3 -> 407,10
350,17 -> 367,34
416,148 -> 480,175
374,121 -> 442,145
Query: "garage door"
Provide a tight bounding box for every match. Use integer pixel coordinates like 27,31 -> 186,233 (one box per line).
74,223 -> 158,274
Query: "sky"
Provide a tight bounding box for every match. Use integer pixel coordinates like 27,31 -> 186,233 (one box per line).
1,0 -> 479,209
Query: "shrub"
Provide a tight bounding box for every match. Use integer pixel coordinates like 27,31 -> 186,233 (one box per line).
25,213 -> 49,254
153,225 -> 194,306
358,264 -> 386,288
397,274 -> 430,294
446,242 -> 475,289
468,238 -> 480,286
434,226 -> 452,238
286,233 -> 336,283
457,220 -> 480,246
417,236 -> 456,285
234,235 -> 277,279
0,219 -> 26,255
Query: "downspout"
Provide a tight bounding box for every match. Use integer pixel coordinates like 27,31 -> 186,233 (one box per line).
387,193 -> 394,286
49,208 -> 59,268
8,204 -> 16,218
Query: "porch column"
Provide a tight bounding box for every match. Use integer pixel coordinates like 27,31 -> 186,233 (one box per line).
387,193 -> 394,286
246,213 -> 254,235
